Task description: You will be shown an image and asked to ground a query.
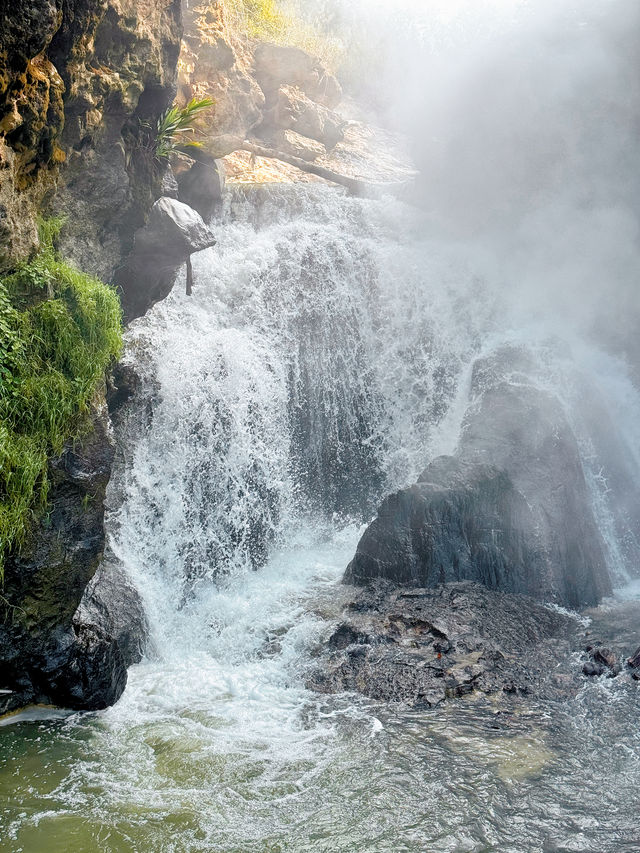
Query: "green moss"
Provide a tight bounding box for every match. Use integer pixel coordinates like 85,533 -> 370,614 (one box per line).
0,219 -> 122,580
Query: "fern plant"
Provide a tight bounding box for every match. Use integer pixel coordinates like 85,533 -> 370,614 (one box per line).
154,98 -> 214,160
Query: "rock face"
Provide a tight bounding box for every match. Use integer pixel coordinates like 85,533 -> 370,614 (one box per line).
253,43 -> 342,109
259,84 -> 346,150
118,196 -> 216,320
177,0 -> 264,159
347,347 -> 613,608
310,582 -> 579,706
75,558 -> 148,670
0,405 -> 129,713
0,0 -> 182,277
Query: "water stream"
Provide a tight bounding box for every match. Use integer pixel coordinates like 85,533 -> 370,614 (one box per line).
1,186 -> 639,851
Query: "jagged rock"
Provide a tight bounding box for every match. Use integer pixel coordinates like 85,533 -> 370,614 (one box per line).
346,346 -> 612,609
177,1 -> 264,149
253,42 -> 342,109
309,582 -> 578,706
583,645 -> 621,678
627,645 -> 640,679
177,160 -> 226,219
0,0 -> 182,276
75,559 -> 148,669
261,85 -> 346,149
118,196 -> 216,320
0,404 -> 121,713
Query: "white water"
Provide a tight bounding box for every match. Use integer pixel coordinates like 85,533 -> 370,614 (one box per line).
3,185 -> 640,853
99,182 -> 640,779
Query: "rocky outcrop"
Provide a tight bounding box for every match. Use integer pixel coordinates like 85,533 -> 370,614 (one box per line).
0,0 -> 182,277
0,404 -> 128,712
258,84 -> 346,150
118,195 -> 216,320
74,557 -> 148,669
310,582 -> 579,706
582,645 -> 621,678
347,347 -> 613,608
177,159 -> 226,220
177,0 -> 264,159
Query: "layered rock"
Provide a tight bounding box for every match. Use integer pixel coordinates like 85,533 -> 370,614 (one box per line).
310,582 -> 579,706
347,346 -> 613,608
0,0 -> 182,277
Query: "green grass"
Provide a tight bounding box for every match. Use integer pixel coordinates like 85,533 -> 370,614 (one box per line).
0,218 -> 122,581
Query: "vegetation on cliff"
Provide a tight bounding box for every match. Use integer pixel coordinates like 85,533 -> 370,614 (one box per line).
225,0 -> 342,67
0,219 -> 122,580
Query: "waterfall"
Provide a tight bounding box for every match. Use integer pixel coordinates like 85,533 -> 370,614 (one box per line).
108,184 -> 640,659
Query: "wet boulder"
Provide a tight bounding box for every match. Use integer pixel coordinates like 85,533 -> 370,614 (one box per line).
627,645 -> 640,679
346,347 -> 612,609
74,558 -> 148,670
310,581 -> 579,706
582,645 -> 621,678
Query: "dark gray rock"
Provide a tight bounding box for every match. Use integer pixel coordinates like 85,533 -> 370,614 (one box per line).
177,160 -> 226,220
117,196 -> 216,321
627,644 -> 640,679
346,456 -> 537,591
75,558 -> 148,670
346,346 -> 612,609
309,581 -> 579,706
0,404 -> 128,712
582,645 -> 621,678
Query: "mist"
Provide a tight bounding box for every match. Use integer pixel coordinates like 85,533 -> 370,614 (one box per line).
303,0 -> 640,364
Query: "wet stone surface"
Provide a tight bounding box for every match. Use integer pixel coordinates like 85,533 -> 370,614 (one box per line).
308,581 -> 588,707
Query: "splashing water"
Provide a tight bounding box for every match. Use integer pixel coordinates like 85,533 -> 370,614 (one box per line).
2,185 -> 640,852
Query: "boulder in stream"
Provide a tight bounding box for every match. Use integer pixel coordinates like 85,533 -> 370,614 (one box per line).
346,346 -> 612,609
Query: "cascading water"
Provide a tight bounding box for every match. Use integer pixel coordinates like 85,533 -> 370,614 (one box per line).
2,183 -> 640,853
3,0 -> 640,846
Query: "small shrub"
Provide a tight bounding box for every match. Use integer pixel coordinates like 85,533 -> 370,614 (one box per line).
0,219 -> 122,580
154,98 -> 214,160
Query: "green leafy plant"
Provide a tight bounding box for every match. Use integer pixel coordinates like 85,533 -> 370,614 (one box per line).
154,98 -> 214,160
0,218 -> 122,581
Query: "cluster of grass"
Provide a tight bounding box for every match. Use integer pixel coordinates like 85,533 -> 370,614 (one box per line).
154,98 -> 215,160
224,0 -> 343,69
0,219 -> 122,581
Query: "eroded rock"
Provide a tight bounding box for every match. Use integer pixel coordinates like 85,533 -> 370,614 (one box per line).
117,196 -> 216,320
253,42 -> 342,109
0,404 -> 122,712
309,582 -> 578,706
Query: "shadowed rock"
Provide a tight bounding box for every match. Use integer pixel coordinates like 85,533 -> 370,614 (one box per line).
0,405 -> 127,712
346,347 -> 612,608
117,196 -> 216,321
